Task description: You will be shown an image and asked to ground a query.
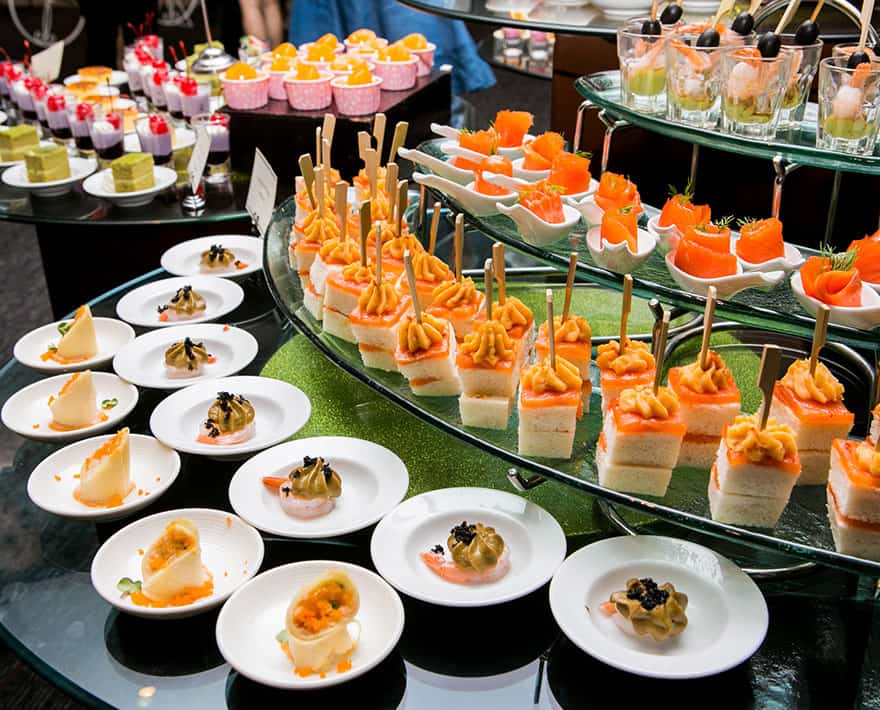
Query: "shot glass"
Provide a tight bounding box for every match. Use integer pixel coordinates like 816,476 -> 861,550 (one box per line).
816,56 -> 880,155
191,112 -> 231,183
618,26 -> 667,115
777,36 -> 824,131
45,92 -> 72,143
831,44 -> 879,63
180,77 -> 211,121
721,47 -> 793,139
135,114 -> 174,166
69,102 -> 95,155
88,109 -> 125,166
665,38 -> 724,128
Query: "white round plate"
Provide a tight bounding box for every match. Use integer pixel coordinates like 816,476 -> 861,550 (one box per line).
149,375 -> 311,458
216,560 -> 404,689
64,69 -> 128,87
123,126 -> 196,153
91,507 -> 264,619
371,487 -> 566,607
82,166 -> 177,208
2,156 -> 96,197
115,275 -> 244,328
160,235 -> 264,279
113,323 -> 258,389
229,437 -> 410,538
549,535 -> 768,679
14,316 -> 135,373
1,371 -> 138,442
0,140 -> 55,168
27,433 -> 181,521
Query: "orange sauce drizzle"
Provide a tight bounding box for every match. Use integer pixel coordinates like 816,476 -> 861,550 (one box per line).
130,573 -> 214,608
73,481 -> 135,508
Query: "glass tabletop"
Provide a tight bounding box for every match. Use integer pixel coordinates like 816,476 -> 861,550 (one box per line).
3,266 -> 880,708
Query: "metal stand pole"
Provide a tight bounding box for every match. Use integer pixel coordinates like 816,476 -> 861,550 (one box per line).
771,155 -> 800,220
689,144 -> 700,188
825,170 -> 843,243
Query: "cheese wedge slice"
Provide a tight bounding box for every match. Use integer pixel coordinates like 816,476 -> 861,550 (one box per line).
49,370 -> 99,428
141,518 -> 207,602
56,305 -> 98,361
78,428 -> 131,504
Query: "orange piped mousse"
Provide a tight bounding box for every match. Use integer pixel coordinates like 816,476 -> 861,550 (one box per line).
518,356 -> 583,459
394,312 -> 461,396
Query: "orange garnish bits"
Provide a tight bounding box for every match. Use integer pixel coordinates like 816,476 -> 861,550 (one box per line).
548,152 -> 591,195
519,183 -> 565,223
594,172 -> 642,214
452,128 -> 500,171
800,255 -> 862,307
736,218 -> 784,263
473,154 -> 513,196
494,109 -> 534,148
601,206 -> 638,252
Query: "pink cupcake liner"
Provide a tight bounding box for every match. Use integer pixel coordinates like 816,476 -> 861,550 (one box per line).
284,73 -> 333,110
330,60 -> 375,78
410,44 -> 436,77
267,69 -> 288,100
331,76 -> 382,115
297,57 -> 333,72
372,58 -> 419,91
221,73 -> 270,110
344,37 -> 389,52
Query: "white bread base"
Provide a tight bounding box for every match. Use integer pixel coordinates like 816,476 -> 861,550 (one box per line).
358,346 -> 398,372
293,246 -> 318,275
769,398 -> 853,451
601,415 -> 682,469
680,400 -> 740,437
309,257 -> 343,295
322,307 -> 356,343
795,448 -> 833,486
410,378 -> 461,397
519,403 -> 578,434
827,486 -> 880,561
323,283 -> 361,316
828,446 -> 880,523
871,414 -> 879,445
708,476 -> 789,528
714,440 -> 800,499
676,435 -> 720,469
597,442 -> 671,497
459,364 -> 518,398
459,394 -> 513,430
350,320 -> 400,351
303,282 -> 324,322
518,428 -> 575,459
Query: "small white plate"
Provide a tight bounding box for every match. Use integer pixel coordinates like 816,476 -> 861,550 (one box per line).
27,433 -> 181,521
549,535 -> 768,679
371,487 -> 566,607
64,69 -> 128,87
2,156 -> 96,197
149,375 -> 311,459
586,225 -> 657,274
398,146 -> 473,185
0,140 -> 56,168
665,251 -> 784,299
1,371 -> 139,442
123,126 -> 196,154
160,235 -> 264,279
91,507 -> 264,619
216,560 -> 404,689
732,237 -> 805,273
115,275 -> 244,328
112,323 -> 258,389
498,201 -> 581,246
790,272 -> 880,330
411,172 -> 518,217
82,166 -> 177,208
14,316 -> 135,373
229,436 -> 409,538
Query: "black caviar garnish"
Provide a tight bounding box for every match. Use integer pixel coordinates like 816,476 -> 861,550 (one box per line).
626,577 -> 670,611
323,462 -> 333,480
203,420 -> 220,438
303,455 -> 317,467
450,521 -> 476,545
430,544 -> 444,555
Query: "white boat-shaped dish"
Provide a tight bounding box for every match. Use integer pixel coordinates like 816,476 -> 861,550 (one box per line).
665,251 -> 784,299
90,507 -> 264,619
1,371 -> 138,442
2,157 -> 96,197
27,433 -> 181,521
790,272 -> 880,330
82,166 -> 177,208
397,146 -> 473,185
549,535 -> 768,679
115,275 -> 244,328
14,316 -> 135,373
646,215 -> 682,254
160,235 -> 264,279
586,225 -> 656,274
731,237 -> 805,273
510,156 -> 550,182
216,560 -> 404,689
411,171 -> 518,216
497,201 -> 581,246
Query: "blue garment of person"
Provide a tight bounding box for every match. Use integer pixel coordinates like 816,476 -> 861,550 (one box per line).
288,0 -> 496,95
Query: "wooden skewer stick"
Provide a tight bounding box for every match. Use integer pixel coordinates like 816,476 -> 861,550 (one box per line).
858,0 -> 876,51
396,180 -> 407,238
748,0 -> 761,14
546,289 -> 557,370
875,431 -> 880,452
388,121 -> 409,164
403,249 -> 421,319
375,220 -> 383,283
650,0 -> 659,20
358,201 -> 370,266
315,126 -> 322,167
322,138 -> 332,184
562,252 -> 577,322
711,0 -> 736,26
298,154 -> 316,209
756,344 -> 782,430
492,242 -> 506,305
874,358 -> 880,408
315,166 -> 325,218
385,164 -> 399,232
809,304 -> 830,376
652,311 -> 671,395
809,0 -> 826,23
322,113 -> 336,154
357,131 -> 371,162
335,180 -> 348,236
620,274 -> 633,355
365,149 -> 378,200
454,213 -> 464,282
699,285 -> 717,370
774,0 -> 803,35
429,201 -> 441,255
373,112 -> 387,163
484,258 -> 494,322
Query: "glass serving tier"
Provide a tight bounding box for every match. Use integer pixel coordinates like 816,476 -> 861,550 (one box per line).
265,196 -> 880,576
415,139 -> 880,352
576,71 -> 880,176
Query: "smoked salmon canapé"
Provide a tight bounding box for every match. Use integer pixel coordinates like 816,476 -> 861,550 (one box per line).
263,455 -> 342,519
518,182 -> 566,223
306,236 -> 362,322
600,205 -> 639,253
658,182 -> 711,234
547,151 -> 592,196
293,210 -> 343,287
535,315 -> 592,409
197,392 -> 256,445
708,414 -> 800,529
598,385 -> 685,497
799,251 -> 863,307
394,312 -> 461,396
827,439 -> 880,561
593,172 -> 642,215
425,277 -> 485,341
668,351 -> 741,469
472,295 -> 535,369
322,263 -> 379,343
518,356 -> 583,459
349,278 -> 412,372
595,339 -> 656,414
521,131 -> 565,171
456,318 -> 519,430
769,359 -> 854,485
379,233 -> 426,276
673,233 -> 737,279
421,521 -> 509,585
473,154 -> 515,197
847,231 -> 880,284
394,251 -> 454,304
736,217 -> 785,264
493,109 -> 534,148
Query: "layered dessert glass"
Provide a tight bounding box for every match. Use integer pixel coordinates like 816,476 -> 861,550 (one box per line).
817,56 -> 880,154
721,46 -> 793,139
618,24 -> 667,115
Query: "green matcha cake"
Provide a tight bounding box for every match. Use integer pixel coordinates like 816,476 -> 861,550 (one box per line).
111,152 -> 155,192
24,144 -> 71,183
0,125 -> 39,162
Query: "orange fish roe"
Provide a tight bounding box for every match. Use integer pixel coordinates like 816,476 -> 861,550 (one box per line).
130,574 -> 213,608
155,477 -> 161,482
337,658 -> 352,673
223,325 -> 230,332
73,482 -> 134,508
32,424 -> 40,429
138,549 -> 144,555
137,489 -> 144,496
54,475 -> 61,482
291,584 -> 356,635
73,474 -> 80,479
226,516 -> 233,526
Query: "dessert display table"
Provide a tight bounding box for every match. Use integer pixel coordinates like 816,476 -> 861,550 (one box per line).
3,263 -> 880,708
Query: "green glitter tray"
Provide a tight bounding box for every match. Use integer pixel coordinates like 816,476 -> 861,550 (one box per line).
264,196 -> 880,576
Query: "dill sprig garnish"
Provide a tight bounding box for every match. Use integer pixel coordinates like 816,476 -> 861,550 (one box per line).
667,177 -> 696,201
819,243 -> 858,272
736,216 -> 757,228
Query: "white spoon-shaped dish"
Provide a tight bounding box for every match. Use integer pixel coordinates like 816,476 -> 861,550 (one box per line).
430,121 -> 533,160
665,252 -> 785,299
790,272 -> 880,330
497,201 -> 581,246
586,225 -> 657,274
731,237 -> 805,273
484,171 -> 598,204
411,171 -> 518,217
397,146 -> 473,185
646,215 -> 682,254
510,156 -> 550,182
